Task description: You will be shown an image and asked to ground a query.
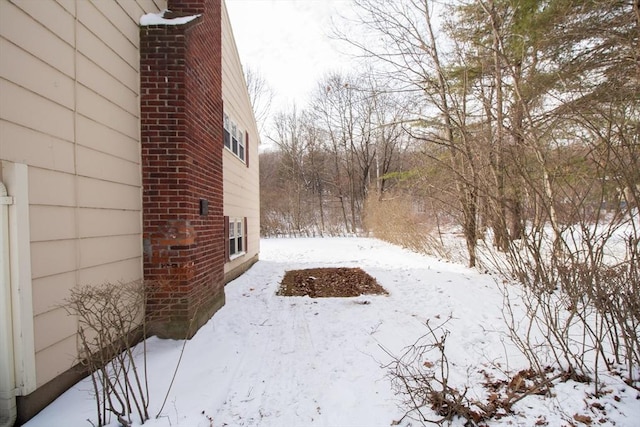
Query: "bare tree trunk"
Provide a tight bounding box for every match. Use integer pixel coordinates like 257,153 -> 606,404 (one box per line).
483,0 -> 509,251
428,1 -> 479,266
508,62 -> 526,241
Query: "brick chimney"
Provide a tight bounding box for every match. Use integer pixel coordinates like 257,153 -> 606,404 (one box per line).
140,0 -> 224,338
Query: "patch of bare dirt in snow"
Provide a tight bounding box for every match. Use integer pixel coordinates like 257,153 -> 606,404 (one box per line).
276,267 -> 388,298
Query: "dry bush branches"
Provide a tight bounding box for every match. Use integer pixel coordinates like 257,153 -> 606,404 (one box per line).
496,228 -> 640,394
63,281 -> 148,427
63,278 -> 199,426
385,319 -> 565,426
364,193 -> 450,259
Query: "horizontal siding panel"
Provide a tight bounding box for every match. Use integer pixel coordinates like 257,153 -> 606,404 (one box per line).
34,335 -> 76,388
33,307 -> 76,353
32,272 -> 76,316
78,234 -> 141,269
0,0 -> 75,77
116,0 -> 146,23
31,239 -> 77,279
76,85 -> 139,140
77,54 -> 138,116
0,120 -> 75,173
136,0 -> 167,15
29,205 -> 76,243
78,208 -> 141,238
76,115 -> 140,163
28,168 -> 76,207
2,0 -> 155,394
54,0 -> 75,16
77,176 -> 140,210
77,257 -> 142,286
76,24 -> 138,93
223,191 -> 253,213
11,0 -> 75,45
0,38 -> 75,109
76,145 -> 141,186
0,80 -> 74,142
224,170 -> 259,208
93,0 -> 140,46
224,196 -> 259,214
77,1 -> 138,71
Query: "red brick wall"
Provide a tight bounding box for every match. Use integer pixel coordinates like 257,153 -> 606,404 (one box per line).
140,0 -> 224,339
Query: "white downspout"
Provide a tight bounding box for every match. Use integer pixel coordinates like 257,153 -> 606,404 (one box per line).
0,181 -> 16,427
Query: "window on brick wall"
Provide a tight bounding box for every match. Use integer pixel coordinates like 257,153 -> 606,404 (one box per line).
224,113 -> 231,149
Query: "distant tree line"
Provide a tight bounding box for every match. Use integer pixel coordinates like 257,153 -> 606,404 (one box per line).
260,72 -> 412,237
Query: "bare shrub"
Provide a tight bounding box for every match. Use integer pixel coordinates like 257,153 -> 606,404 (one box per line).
594,246 -> 640,383
384,318 -> 481,426
63,277 -> 200,426
563,236 -> 640,387
63,281 -> 149,427
385,318 -> 563,426
491,211 -> 640,393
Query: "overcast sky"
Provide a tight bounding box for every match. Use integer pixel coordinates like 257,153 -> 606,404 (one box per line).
225,0 -> 358,112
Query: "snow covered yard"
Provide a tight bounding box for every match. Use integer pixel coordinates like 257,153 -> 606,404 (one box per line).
26,238 -> 640,427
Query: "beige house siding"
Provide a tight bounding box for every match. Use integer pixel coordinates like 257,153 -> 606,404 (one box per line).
0,0 -> 166,391
221,2 -> 260,278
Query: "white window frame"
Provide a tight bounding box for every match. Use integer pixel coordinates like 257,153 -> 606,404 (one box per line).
229,217 -> 244,258
238,129 -> 245,162
231,123 -> 238,156
223,113 -> 231,149
223,112 -> 246,164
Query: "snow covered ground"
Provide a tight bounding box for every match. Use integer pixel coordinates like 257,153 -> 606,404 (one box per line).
25,237 -> 640,427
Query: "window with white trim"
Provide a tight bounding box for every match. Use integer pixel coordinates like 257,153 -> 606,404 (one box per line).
223,113 -> 231,149
238,129 -> 245,161
223,112 -> 246,163
231,123 -> 238,156
229,217 -> 244,257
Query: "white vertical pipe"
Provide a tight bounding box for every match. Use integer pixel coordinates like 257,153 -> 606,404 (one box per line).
0,181 -> 16,427
7,164 -> 35,397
